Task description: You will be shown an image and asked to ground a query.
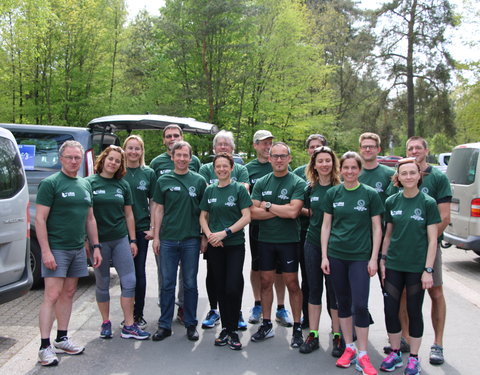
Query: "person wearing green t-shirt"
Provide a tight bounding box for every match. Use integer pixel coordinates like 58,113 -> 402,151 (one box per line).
198,130 -> 250,331
36,141 -> 102,367
87,145 -> 150,341
123,135 -> 157,329
299,145 -> 344,358
379,158 -> 441,375
320,151 -> 383,374
250,142 -> 306,349
199,153 -> 252,350
293,134 -> 327,331
151,141 -> 207,343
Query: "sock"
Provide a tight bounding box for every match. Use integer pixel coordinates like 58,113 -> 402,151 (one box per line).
293,322 -> 301,331
263,319 -> 272,325
40,338 -> 50,350
277,304 -> 285,311
346,343 -> 356,350
56,330 -> 68,342
393,349 -> 401,354
410,354 -> 418,358
254,301 -> 261,307
310,330 -> 319,338
359,351 -> 367,358
332,332 -> 342,337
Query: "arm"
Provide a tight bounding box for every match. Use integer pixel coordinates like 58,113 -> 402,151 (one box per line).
250,199 -> 276,220
152,202 -> 164,255
144,198 -> 155,240
422,223 -> 438,289
267,199 -> 303,219
124,205 -> 138,257
35,204 -> 56,270
380,222 -> 393,285
320,212 -> 332,275
437,202 -> 450,235
86,207 -> 102,268
368,215 -> 382,277
199,210 -> 221,248
207,207 -> 251,246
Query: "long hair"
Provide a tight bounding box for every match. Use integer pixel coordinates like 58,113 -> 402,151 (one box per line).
306,146 -> 340,186
94,145 -> 126,179
123,135 -> 146,166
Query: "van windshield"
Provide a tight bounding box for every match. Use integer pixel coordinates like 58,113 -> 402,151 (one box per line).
11,132 -> 74,171
447,148 -> 479,185
0,137 -> 25,199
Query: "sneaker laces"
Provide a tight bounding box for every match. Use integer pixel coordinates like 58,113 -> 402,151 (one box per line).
384,351 -> 399,364
406,356 -> 418,369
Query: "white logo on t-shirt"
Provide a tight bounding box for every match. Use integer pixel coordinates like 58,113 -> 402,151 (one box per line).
189,186 -> 197,197
375,182 -> 384,192
137,180 -> 147,191
62,192 -> 75,198
278,188 -> 289,200
410,208 -> 424,221
354,200 -> 367,212
225,196 -> 236,207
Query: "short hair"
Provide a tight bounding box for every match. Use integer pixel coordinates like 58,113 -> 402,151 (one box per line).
340,151 -> 363,170
306,134 -> 327,148
306,146 -> 340,186
213,152 -> 234,168
171,141 -> 192,157
213,130 -> 235,151
59,140 -> 84,157
94,145 -> 126,179
406,136 -> 428,149
269,141 -> 291,156
392,158 -> 423,188
163,124 -> 183,138
123,135 -> 146,166
359,132 -> 381,148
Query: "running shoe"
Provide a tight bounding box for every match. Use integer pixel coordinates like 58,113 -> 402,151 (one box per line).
404,356 -> 421,375
291,327 -> 304,348
356,354 -> 378,375
53,337 -> 85,355
248,305 -> 262,324
38,345 -> 59,366
336,346 -> 357,368
100,320 -> 112,339
238,311 -> 247,331
275,307 -> 293,327
121,323 -> 151,340
384,337 -> 410,354
380,351 -> 403,372
135,316 -> 147,330
228,332 -> 242,350
429,344 -> 444,365
332,333 -> 346,358
251,321 -> 274,342
177,306 -> 184,325
215,328 -> 228,346
202,309 -> 220,329
299,332 -> 319,353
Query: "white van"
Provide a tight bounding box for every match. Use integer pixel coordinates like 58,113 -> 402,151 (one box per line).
444,143 -> 480,255
0,127 -> 32,304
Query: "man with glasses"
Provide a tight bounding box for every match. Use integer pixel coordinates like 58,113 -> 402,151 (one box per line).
250,142 -> 306,348
36,140 -> 102,366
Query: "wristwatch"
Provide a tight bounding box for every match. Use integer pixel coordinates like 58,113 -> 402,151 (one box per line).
424,267 -> 434,273
265,202 -> 272,212
225,228 -> 233,237
93,244 -> 102,250
129,239 -> 137,244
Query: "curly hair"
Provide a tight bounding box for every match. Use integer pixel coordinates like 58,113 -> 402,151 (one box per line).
306,146 -> 340,186
94,145 -> 126,179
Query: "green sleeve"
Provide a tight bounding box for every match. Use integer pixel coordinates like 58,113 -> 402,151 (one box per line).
292,177 -> 307,200
369,188 -> 385,216
36,178 -> 55,207
238,184 -> 253,209
148,168 -> 157,199
251,177 -> 263,201
198,164 -> 209,181
237,165 -> 250,184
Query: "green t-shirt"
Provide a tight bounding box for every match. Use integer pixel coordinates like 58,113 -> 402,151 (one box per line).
293,164 -> 309,231
153,171 -> 207,241
385,191 -> 441,273
359,164 -> 395,204
293,164 -> 307,181
199,182 -> 252,246
251,172 -> 306,243
321,183 -> 385,261
86,174 -> 133,242
305,183 -> 332,247
245,159 -> 273,189
199,162 -> 249,185
124,166 -> 157,231
149,152 -> 202,178
36,171 -> 93,250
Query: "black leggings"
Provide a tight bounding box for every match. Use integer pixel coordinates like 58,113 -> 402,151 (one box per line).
208,243 -> 245,333
383,268 -> 425,338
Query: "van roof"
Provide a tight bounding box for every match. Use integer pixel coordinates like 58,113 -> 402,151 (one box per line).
454,142 -> 480,149
1,123 -> 88,133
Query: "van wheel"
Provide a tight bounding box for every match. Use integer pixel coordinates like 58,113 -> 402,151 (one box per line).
441,241 -> 452,249
474,250 -> 480,257
30,239 -> 44,289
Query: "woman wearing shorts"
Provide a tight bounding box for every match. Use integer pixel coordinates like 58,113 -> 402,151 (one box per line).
87,145 -> 150,340
379,158 -> 440,375
321,151 -> 383,375
299,146 -> 343,357
122,135 -> 157,329
199,153 -> 252,350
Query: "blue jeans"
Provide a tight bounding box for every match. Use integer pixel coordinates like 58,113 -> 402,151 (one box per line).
133,231 -> 148,318
159,238 -> 200,329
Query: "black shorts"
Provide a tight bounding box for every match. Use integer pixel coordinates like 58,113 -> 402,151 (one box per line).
258,241 -> 299,273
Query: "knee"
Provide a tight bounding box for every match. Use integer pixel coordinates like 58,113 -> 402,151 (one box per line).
284,278 -> 300,293
428,286 -> 444,301
62,285 -> 77,300
44,288 -> 61,305
260,274 -> 274,290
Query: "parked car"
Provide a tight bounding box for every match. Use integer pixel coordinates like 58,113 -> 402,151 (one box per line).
0,127 -> 32,304
434,152 -> 451,174
377,155 -> 402,168
2,115 -> 218,287
444,143 -> 480,256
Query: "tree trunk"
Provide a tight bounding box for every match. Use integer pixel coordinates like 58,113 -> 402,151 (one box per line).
406,0 -> 417,138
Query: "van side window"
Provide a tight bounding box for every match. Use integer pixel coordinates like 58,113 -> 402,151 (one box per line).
0,137 -> 25,199
447,148 -> 479,185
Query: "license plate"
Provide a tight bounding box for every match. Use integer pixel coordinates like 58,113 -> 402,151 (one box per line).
451,202 -> 459,212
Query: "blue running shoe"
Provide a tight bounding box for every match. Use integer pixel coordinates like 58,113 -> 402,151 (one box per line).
248,305 -> 262,324
380,351 -> 403,372
100,320 -> 112,339
202,309 -> 220,329
121,323 -> 151,340
404,356 -> 421,375
238,311 -> 247,331
275,307 -> 293,327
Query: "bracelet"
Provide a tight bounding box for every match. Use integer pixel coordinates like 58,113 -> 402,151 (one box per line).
380,254 -> 387,260
150,226 -> 155,230
93,244 -> 102,249
129,239 -> 137,244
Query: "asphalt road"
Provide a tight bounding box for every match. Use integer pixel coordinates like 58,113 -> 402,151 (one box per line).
1,243 -> 480,375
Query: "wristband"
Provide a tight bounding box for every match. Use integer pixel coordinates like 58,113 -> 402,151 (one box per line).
225,228 -> 233,237
129,239 -> 137,244
93,244 -> 102,250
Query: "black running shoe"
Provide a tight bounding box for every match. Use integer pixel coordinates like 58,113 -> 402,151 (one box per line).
299,332 -> 319,353
291,327 -> 304,348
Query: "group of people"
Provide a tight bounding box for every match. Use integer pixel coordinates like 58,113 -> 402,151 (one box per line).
36,126 -> 450,375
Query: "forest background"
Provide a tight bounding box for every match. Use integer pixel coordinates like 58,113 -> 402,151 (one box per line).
1,0 -> 479,167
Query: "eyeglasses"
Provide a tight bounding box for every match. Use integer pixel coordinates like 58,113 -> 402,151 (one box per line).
360,145 -> 378,150
270,154 -> 289,160
165,133 -> 181,139
62,156 -> 82,161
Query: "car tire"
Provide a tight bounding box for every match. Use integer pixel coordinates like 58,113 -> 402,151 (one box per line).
440,241 -> 452,249
30,239 -> 43,289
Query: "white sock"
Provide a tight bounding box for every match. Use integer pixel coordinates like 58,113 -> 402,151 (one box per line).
359,351 -> 367,358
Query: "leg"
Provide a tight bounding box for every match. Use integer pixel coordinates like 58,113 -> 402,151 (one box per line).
303,241 -> 324,331
298,230 -> 309,324
133,231 -> 148,319
260,271 -> 275,320
348,260 -> 371,352
283,272 -> 302,323
159,240 -> 180,329
249,224 -> 262,301
223,245 -> 245,333
429,285 -> 446,346
405,272 -> 425,355
383,268 -> 406,350
94,241 -> 113,321
180,238 -> 200,328
55,277 -> 78,330
40,278 -> 66,339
